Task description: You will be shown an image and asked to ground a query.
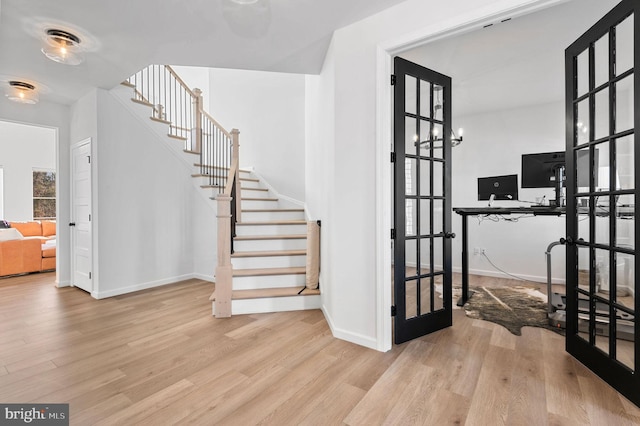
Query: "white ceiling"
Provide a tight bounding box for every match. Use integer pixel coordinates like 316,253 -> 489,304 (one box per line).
400,0 -> 625,118
0,0 -> 409,105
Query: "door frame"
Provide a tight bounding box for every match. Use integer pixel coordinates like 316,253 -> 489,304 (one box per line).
374,0 -> 569,351
70,138 -> 94,295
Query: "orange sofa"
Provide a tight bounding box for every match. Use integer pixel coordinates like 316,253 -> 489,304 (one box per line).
0,221 -> 56,277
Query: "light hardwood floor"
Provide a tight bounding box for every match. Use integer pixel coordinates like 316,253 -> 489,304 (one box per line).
0,272 -> 638,425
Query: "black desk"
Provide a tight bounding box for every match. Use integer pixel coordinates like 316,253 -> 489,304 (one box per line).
452,207 -> 564,306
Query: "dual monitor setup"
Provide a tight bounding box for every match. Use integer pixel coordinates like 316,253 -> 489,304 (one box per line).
478,150 -> 595,207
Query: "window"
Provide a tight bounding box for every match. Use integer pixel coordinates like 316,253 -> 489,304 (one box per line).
33,170 -> 56,220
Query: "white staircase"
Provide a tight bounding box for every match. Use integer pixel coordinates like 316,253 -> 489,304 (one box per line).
118,71 -> 321,317
210,170 -> 321,315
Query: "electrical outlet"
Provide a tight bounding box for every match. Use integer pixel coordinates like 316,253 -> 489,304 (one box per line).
474,247 -> 480,255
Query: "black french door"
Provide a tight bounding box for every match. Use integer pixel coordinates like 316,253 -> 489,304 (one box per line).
565,0 -> 639,406
393,57 -> 453,344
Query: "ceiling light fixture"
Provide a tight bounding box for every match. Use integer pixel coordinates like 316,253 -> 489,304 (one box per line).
416,86 -> 464,149
42,28 -> 83,65
6,81 -> 39,104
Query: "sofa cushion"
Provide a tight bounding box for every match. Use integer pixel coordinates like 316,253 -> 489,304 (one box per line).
42,221 -> 56,237
10,222 -> 42,237
0,228 -> 24,242
42,247 -> 56,258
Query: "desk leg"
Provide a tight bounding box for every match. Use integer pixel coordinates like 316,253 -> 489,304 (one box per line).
456,214 -> 469,307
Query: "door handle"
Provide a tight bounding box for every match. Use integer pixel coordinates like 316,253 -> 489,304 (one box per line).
69,222 -> 76,227
444,232 -> 456,239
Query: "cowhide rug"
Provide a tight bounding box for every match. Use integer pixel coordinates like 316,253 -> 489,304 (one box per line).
462,285 -> 563,336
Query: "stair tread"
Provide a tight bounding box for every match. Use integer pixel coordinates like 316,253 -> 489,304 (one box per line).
238,220 -> 306,226
232,249 -> 306,258
121,81 -> 136,88
192,173 -> 226,178
243,197 -> 278,201
211,286 -> 320,301
242,187 -> 269,192
201,185 -> 224,189
131,98 -> 154,107
235,234 -> 306,241
168,134 -> 188,141
242,209 -> 304,212
150,116 -> 172,125
234,266 -> 306,277
183,149 -> 200,155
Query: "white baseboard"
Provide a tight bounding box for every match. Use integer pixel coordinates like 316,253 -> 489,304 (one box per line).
321,304 -> 380,351
56,280 -> 71,288
192,273 -> 215,283
404,261 -> 563,285
92,273 -> 207,299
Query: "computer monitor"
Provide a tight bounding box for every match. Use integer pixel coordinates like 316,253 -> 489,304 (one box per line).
521,150 -> 597,188
477,174 -> 519,201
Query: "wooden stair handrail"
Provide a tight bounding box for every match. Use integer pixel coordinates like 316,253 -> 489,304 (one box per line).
165,65 -> 197,98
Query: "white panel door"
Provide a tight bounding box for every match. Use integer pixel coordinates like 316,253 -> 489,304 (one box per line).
71,140 -> 92,293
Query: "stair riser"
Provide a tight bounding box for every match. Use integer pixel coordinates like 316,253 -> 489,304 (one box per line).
240,189 -> 272,199
240,180 -> 263,189
240,211 -> 305,221
236,224 -> 307,236
231,255 -> 306,270
212,294 -> 321,315
241,199 -> 280,209
234,238 -> 307,252
232,273 -> 307,290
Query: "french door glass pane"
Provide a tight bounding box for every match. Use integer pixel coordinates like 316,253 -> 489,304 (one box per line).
405,76 -> 417,115
406,279 -> 418,319
577,49 -> 589,97
419,159 -> 431,196
595,32 -> 610,88
405,117 -> 418,154
615,14 -> 634,76
615,75 -> 634,134
406,239 -> 417,278
420,238 -> 431,274
577,99 -> 590,145
595,87 -> 610,140
420,80 -> 432,118
615,135 -> 635,190
615,195 -> 634,250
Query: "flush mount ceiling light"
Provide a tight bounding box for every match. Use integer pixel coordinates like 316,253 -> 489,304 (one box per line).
41,28 -> 83,65
230,0 -> 260,4
6,81 -> 39,104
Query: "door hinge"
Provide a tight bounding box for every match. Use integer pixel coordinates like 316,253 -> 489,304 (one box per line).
391,229 -> 396,240
89,272 -> 92,279
87,155 -> 91,163
391,152 -> 396,163
391,305 -> 397,317
89,214 -> 91,221
391,74 -> 396,86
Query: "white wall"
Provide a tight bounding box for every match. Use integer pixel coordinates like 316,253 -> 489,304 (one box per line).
208,68 -> 306,202
305,38 -> 336,332
0,98 -> 71,286
305,0 -> 568,350
88,88 -> 215,298
0,120 -> 56,221
450,100 -> 566,282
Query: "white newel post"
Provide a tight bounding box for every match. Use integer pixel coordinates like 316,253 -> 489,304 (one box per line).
214,195 -> 233,317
